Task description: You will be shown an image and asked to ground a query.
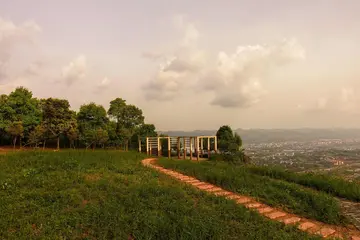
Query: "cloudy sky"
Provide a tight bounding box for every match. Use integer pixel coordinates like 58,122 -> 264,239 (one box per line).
0,0 -> 360,130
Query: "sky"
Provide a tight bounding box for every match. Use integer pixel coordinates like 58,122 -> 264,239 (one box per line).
0,0 -> 360,131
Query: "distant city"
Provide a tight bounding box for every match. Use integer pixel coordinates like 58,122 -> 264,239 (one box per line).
162,128 -> 360,181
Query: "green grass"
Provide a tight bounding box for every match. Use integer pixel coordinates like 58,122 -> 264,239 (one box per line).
244,165 -> 360,202
0,151 -> 320,240
158,158 -> 346,225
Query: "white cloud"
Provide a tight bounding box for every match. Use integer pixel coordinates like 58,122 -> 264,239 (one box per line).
300,87 -> 360,115
142,16 -> 205,100
142,16 -> 305,107
143,58 -> 188,100
339,87 -> 358,114
61,55 -> 87,85
0,17 -> 41,83
94,77 -> 110,93
23,61 -> 43,76
201,38 -> 304,108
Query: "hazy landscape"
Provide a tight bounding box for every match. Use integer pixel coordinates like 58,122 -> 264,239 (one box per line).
2,0 -> 360,239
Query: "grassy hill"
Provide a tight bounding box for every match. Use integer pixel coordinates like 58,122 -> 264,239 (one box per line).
0,151 -> 319,239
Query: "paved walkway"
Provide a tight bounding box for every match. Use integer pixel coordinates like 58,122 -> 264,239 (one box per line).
142,158 -> 360,240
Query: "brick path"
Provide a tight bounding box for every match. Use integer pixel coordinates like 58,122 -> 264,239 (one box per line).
142,158 -> 360,239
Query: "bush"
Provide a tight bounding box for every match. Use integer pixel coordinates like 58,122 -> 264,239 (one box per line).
210,151 -> 251,164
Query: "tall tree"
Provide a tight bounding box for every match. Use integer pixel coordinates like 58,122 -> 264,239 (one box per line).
66,122 -> 79,149
136,124 -> 157,137
120,105 -> 144,150
108,99 -> 145,149
77,103 -> 108,149
216,125 -> 243,152
108,98 -> 126,132
41,98 -> 75,149
6,87 -> 41,138
0,94 -> 15,141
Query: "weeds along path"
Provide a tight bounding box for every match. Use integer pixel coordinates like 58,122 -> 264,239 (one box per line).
340,200 -> 360,231
142,158 -> 360,240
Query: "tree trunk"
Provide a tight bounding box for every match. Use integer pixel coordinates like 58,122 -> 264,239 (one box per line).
57,137 -> 60,150
43,140 -> 46,150
92,143 -> 95,151
13,136 -> 17,149
19,137 -> 22,149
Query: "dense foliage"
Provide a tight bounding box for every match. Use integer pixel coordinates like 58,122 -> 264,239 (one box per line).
0,151 -> 319,240
158,158 -> 346,225
0,87 -> 157,149
214,125 -> 250,163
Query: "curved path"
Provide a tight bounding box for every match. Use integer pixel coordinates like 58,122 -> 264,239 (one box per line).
142,158 -> 360,240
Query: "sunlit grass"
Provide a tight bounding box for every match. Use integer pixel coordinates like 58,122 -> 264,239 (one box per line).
0,151 -> 319,239
158,158 -> 346,225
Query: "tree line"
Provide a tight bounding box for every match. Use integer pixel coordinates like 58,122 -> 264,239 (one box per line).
0,87 -> 157,149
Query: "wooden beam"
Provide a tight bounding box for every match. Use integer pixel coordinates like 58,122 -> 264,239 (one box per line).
149,141 -> 152,156
207,137 -> 210,159
200,138 -> 203,157
157,137 -> 161,157
146,137 -> 149,155
189,137 -> 193,160
138,137 -> 141,153
168,137 -> 171,158
177,137 -> 180,159
214,136 -> 218,153
196,137 -> 199,161
183,137 -> 186,160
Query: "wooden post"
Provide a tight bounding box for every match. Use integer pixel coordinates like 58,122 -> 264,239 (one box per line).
177,137 -> 180,159
157,137 -> 161,157
138,137 -> 141,153
196,137 -> 200,161
200,137 -> 204,157
149,141 -> 152,156
183,137 -> 186,160
207,137 -> 211,159
189,137 -> 193,160
214,136 -> 218,153
168,137 -> 171,158
146,137 -> 149,155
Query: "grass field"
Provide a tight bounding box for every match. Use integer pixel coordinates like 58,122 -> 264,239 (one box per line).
158,158 -> 347,225
0,151 -> 320,240
245,165 -> 360,202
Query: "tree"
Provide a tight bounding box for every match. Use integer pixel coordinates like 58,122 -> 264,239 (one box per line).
94,128 -> 109,148
79,128 -> 108,149
108,98 -> 127,132
108,98 -> 145,150
136,124 -> 157,137
216,125 -> 238,152
0,94 -> 15,141
41,98 -> 75,149
77,103 -> 108,149
6,121 -> 24,148
215,125 -> 247,163
66,122 -> 79,149
28,124 -> 46,148
120,105 -> 144,130
6,87 -> 41,138
78,103 -> 108,129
